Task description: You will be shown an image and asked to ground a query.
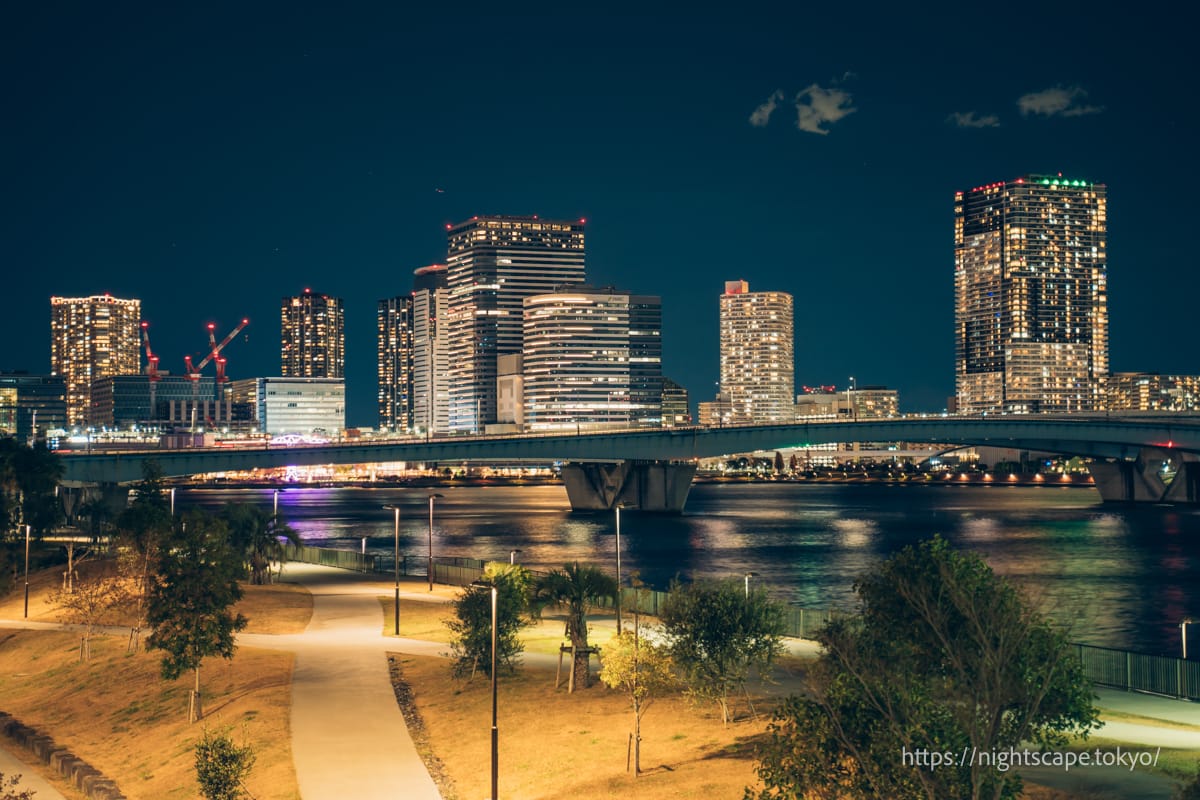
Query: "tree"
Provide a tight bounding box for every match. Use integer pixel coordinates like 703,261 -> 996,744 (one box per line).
446,562 -> 533,679
114,461 -> 173,652
195,728 -> 255,800
146,510 -> 247,722
1174,760 -> 1200,800
749,536 -> 1098,800
533,561 -> 617,691
660,578 -> 785,724
49,572 -> 129,660
598,625 -> 679,775
221,504 -> 300,585
0,771 -> 35,800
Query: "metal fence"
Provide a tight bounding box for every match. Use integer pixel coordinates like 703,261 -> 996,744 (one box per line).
281,543 -> 1199,700
1076,643 -> 1200,701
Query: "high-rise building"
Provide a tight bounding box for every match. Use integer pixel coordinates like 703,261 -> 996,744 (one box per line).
445,216 -> 586,432
955,175 -> 1108,413
229,377 -> 345,436
50,294 -> 142,426
377,265 -> 450,434
281,289 -> 345,379
522,286 -> 662,431
377,295 -> 414,432
412,264 -> 450,435
718,280 -> 794,424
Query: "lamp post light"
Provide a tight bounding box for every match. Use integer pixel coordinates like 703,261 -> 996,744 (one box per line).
383,504 -> 402,635
509,548 -> 522,565
273,488 -> 279,517
427,493 -> 444,592
23,525 -> 31,618
170,487 -> 176,516
614,503 -> 633,633
744,571 -> 758,598
1183,618 -> 1193,660
471,580 -> 499,800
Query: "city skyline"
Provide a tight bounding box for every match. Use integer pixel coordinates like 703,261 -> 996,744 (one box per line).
6,6 -> 1197,426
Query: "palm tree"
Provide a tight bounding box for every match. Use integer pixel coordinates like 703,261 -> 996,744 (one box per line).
534,562 -> 618,691
223,504 -> 300,585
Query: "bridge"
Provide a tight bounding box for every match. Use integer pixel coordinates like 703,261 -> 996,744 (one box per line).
58,415 -> 1200,511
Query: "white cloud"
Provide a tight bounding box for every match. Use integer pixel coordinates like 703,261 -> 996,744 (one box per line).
749,90 -> 786,127
794,83 -> 857,135
948,111 -> 1000,128
1017,86 -> 1104,117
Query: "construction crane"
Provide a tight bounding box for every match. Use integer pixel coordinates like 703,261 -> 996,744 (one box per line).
183,319 -> 250,418
141,321 -> 161,423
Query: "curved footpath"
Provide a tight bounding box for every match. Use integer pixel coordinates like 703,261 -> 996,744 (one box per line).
241,564 -> 443,800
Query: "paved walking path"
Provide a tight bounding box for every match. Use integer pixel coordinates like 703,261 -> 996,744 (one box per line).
244,564 -> 443,800
0,745 -> 69,800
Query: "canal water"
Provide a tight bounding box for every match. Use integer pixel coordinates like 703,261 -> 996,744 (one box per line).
176,482 -> 1200,655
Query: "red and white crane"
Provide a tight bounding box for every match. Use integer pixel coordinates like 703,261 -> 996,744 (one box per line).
141,321 -> 161,419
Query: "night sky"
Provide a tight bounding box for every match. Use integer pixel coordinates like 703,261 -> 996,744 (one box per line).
5,5 -> 1197,426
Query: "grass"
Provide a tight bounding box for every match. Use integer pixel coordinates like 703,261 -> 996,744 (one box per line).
0,562 -> 313,800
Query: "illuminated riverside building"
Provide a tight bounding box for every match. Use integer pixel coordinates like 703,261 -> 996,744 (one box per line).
718,280 -> 794,424
377,295 -> 414,432
282,289 -> 345,379
445,216 -> 586,432
522,286 -> 662,431
229,377 -> 345,436
50,294 -> 142,426
377,265 -> 450,434
0,372 -> 66,441
1107,373 -> 1200,411
661,378 -> 690,427
954,175 -> 1108,414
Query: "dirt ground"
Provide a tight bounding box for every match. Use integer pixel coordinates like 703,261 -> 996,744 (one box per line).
0,564 -> 311,800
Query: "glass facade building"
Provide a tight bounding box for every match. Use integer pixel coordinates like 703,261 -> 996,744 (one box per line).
0,372 -> 66,442
229,377 -> 345,436
955,176 -> 1108,413
522,286 -> 662,431
50,294 -> 142,426
377,265 -> 450,434
281,289 -> 345,379
1107,373 -> 1200,411
718,280 -> 795,424
445,216 -> 585,432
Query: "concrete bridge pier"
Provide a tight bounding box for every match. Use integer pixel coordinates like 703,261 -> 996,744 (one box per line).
560,460 -> 698,513
1088,449 -> 1200,503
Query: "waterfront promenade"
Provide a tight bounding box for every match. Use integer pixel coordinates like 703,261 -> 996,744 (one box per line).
3,562 -> 1199,799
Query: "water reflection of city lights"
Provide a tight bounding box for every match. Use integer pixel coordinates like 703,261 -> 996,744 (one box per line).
831,518 -> 877,548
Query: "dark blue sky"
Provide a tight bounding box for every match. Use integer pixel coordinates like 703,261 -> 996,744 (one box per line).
5,4 -> 1197,426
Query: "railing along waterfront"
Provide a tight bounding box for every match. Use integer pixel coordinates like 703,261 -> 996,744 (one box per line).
280,544 -> 1199,701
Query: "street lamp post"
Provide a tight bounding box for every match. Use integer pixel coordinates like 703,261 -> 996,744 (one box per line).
383,504 -> 402,635
744,571 -> 758,598
509,548 -> 522,565
471,580 -> 499,800
427,493 -> 444,592
273,488 -> 279,517
23,525 -> 30,618
1183,618 -> 1193,660
170,487 -> 176,516
615,504 -> 631,633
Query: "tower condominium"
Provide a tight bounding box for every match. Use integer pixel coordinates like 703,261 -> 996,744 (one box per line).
955,175 -> 1108,413
718,280 -> 795,424
50,294 -> 142,426
281,289 -> 345,379
377,264 -> 449,434
522,286 -> 662,431
445,215 -> 585,432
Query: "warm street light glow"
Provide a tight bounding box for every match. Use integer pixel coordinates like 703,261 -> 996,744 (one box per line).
744,571 -> 758,598
509,548 -> 522,565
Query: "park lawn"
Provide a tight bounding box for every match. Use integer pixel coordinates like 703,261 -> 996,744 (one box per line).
392,651 -> 774,800
0,565 -> 308,800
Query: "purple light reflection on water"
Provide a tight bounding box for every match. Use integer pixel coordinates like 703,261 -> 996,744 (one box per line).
176,483 -> 1200,655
